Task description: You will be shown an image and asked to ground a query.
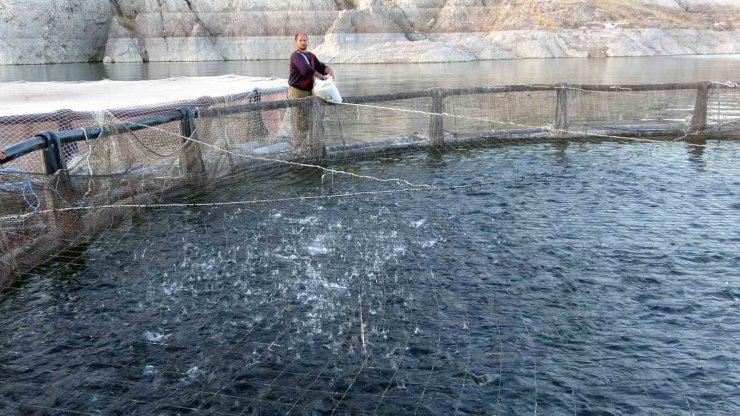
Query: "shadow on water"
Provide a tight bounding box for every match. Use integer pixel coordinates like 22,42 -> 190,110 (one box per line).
552,140 -> 570,165
687,137 -> 707,172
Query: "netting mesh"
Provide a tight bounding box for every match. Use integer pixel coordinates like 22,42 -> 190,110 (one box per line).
1,82 -> 740,414
568,88 -> 691,126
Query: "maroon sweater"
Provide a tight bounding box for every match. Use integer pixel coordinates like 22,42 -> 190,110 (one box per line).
289,50 -> 328,91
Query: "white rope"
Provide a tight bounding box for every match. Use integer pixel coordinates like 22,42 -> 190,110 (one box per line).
0,172 -> 560,222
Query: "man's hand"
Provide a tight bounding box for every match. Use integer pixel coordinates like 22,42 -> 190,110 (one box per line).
0,150 -> 5,161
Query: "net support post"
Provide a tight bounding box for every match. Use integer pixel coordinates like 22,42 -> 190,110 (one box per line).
554,84 -> 569,135
56,109 -> 81,164
179,108 -> 206,180
37,131 -> 73,234
38,131 -> 67,176
248,90 -> 269,137
429,88 -> 446,147
309,97 -> 327,160
690,82 -> 710,133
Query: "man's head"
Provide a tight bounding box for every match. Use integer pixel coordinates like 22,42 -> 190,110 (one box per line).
294,33 -> 308,51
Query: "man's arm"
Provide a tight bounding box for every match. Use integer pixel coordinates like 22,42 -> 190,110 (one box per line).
323,65 -> 335,79
313,55 -> 335,79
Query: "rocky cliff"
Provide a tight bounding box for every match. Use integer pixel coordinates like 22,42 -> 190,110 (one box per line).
1,0 -> 738,65
0,0 -> 112,64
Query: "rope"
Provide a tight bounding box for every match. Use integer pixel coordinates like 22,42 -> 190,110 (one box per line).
0,167 -> 40,211
0,172 -> 562,222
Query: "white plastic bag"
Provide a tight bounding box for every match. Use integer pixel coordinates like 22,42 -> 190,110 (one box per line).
313,76 -> 342,103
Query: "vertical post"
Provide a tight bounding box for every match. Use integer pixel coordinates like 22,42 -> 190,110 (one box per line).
38,131 -> 73,235
57,109 -> 79,163
429,88 -> 445,147
309,97 -> 326,160
690,82 -> 710,133
39,131 -> 67,175
554,84 -> 569,134
247,91 -> 269,137
179,108 -> 206,179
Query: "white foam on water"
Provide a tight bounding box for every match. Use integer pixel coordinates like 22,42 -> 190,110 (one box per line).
143,331 -> 166,343
273,253 -> 299,260
298,216 -> 319,225
143,365 -> 157,376
0,75 -> 287,116
377,206 -> 392,216
305,280 -> 349,291
180,366 -> 206,385
162,281 -> 183,296
412,219 -> 427,229
421,239 -> 437,248
307,234 -> 331,255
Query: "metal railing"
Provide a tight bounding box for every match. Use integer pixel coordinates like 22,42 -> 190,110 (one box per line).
0,81 -> 735,175
0,88 -> 279,173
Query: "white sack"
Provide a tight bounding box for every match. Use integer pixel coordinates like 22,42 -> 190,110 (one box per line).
313,76 -> 342,103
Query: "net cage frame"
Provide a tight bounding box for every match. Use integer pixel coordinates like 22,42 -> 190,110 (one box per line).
1,80 -> 739,291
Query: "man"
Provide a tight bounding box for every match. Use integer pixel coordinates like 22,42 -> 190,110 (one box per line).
288,33 -> 334,156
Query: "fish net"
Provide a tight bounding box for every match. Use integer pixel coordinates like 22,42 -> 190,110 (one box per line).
1,81 -> 739,414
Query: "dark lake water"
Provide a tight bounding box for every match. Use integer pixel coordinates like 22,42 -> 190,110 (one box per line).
1,139 -> 740,414
2,55 -> 740,414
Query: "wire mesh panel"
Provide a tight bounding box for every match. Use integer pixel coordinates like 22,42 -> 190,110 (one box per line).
326,96 -> 433,144
444,90 -> 556,138
567,87 -> 698,131
197,104 -> 292,175
709,86 -> 740,133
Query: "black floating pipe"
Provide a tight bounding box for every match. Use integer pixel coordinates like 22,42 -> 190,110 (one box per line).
1,110 -> 185,173
0,136 -> 46,165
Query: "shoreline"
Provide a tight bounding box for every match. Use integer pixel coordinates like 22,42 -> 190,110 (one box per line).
0,52 -> 738,68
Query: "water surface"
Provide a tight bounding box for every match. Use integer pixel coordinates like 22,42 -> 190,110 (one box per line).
1,140 -> 739,414
2,55 -> 739,96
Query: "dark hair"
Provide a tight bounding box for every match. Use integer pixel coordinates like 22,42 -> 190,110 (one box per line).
294,33 -> 308,41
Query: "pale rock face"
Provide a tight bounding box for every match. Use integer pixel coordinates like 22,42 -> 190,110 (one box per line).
673,0 -> 740,10
0,0 -> 112,65
317,29 -> 740,63
315,37 -> 477,63
1,0 -> 739,65
633,0 -> 684,9
105,17 -> 144,63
